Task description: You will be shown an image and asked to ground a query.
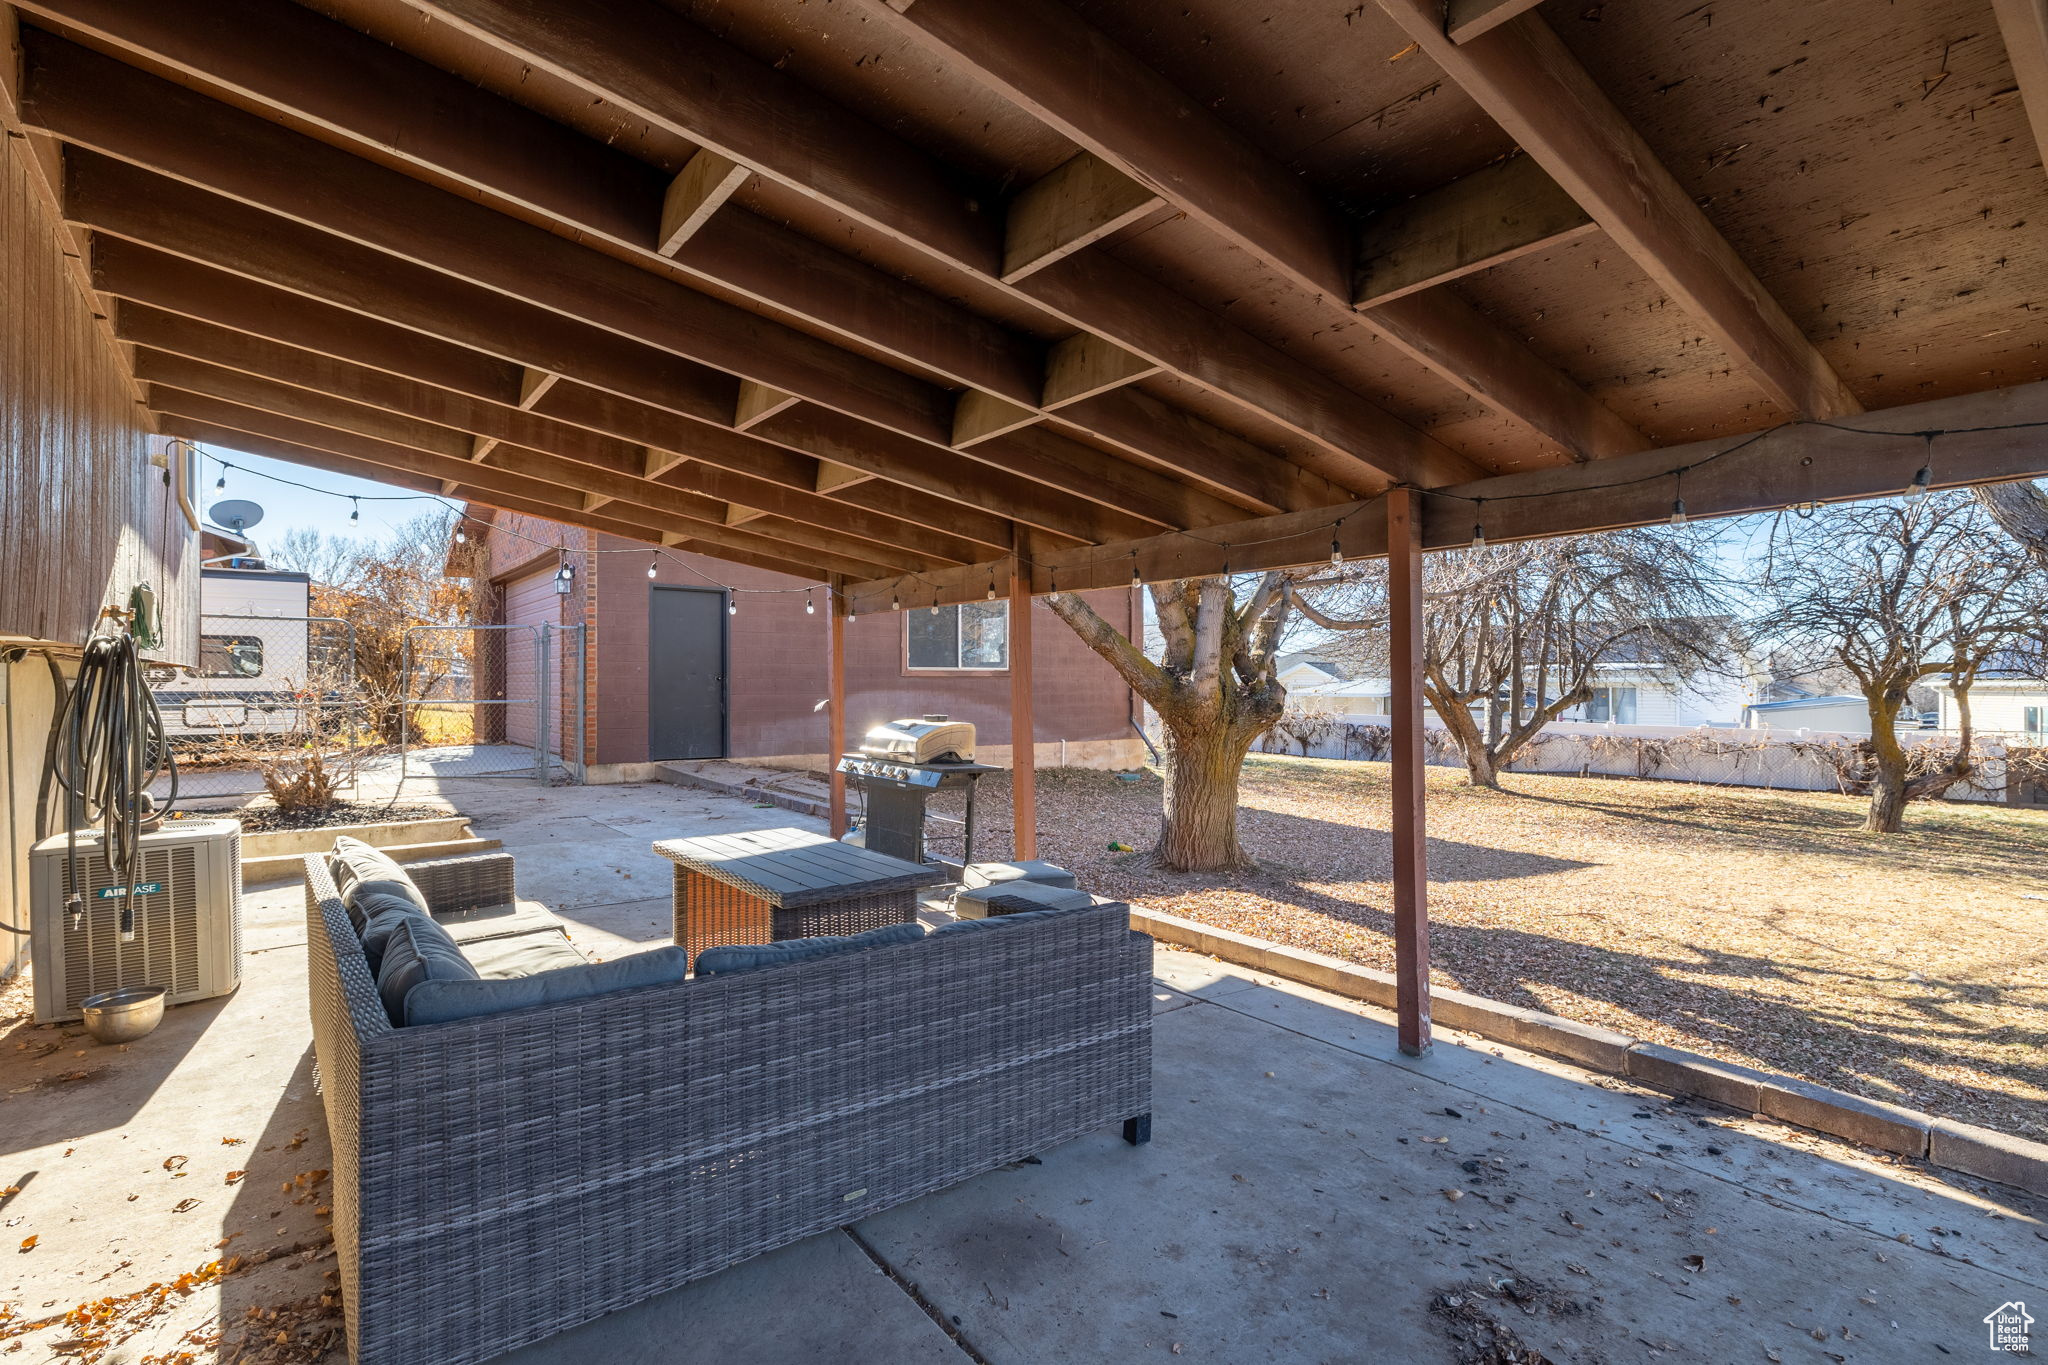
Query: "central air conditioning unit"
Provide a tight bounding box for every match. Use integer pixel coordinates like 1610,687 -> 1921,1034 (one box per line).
28,819 -> 244,1024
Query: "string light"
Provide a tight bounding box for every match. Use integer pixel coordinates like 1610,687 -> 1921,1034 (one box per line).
891,591 -> 900,611
647,558 -> 657,579
727,596 -> 737,616
1131,554 -> 1142,588
1330,518 -> 1344,567
214,468 -> 227,492
805,590 -> 815,615
1470,497 -> 1485,551
1669,469 -> 1687,525
1906,433 -> 1934,500
930,590 -> 940,615
348,497 -> 360,524
454,529 -> 466,544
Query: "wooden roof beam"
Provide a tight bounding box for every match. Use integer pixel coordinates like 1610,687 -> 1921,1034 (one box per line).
734,379 -> 799,431
1354,154 -> 1596,310
1993,0 -> 2048,183
127,339 -> 994,564
1445,0 -> 1548,44
517,367 -> 561,409
848,380 -> 2048,608
1375,0 -> 1861,421
657,148 -> 749,255
400,0 -> 1461,489
149,391 -> 914,579
1001,151 -> 1162,283
1040,333 -> 1159,411
871,0 -> 1643,465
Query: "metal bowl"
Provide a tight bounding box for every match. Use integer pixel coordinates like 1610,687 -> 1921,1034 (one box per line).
80,986 -> 167,1044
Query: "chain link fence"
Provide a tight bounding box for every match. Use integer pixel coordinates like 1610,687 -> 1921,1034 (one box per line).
398,623 -> 584,783
148,613 -> 364,802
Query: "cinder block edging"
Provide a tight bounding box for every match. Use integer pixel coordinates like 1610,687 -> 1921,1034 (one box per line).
1128,907 -> 2045,1197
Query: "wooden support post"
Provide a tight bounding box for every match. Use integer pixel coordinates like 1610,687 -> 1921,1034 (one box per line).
828,573 -> 848,837
1008,531 -> 1038,860
1387,486 -> 1431,1057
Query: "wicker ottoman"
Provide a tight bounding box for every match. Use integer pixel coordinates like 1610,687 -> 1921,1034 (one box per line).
654,827 -> 943,966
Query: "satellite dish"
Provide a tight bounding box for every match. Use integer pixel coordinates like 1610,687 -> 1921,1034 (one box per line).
209,499 -> 266,532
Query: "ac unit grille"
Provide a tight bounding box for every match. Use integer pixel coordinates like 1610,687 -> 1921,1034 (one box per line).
57,844 -> 202,1014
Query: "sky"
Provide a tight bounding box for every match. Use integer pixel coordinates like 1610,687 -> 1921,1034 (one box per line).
192,441 -> 448,550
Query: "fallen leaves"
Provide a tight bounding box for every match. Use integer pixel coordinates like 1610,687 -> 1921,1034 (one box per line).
17,1235 -> 35,1252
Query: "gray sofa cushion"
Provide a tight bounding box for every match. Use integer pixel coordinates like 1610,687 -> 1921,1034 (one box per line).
693,922 -> 926,977
954,881 -> 1094,919
931,904 -> 1090,938
330,836 -> 430,927
436,899 -> 565,946
355,888 -> 430,972
377,915 -> 479,1025
403,947 -> 691,1026
960,859 -> 1078,891
462,929 -> 590,980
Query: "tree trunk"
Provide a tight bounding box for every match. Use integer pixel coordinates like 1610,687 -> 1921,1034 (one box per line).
1157,718 -> 1262,871
1864,696 -> 1909,833
1427,683 -> 1500,788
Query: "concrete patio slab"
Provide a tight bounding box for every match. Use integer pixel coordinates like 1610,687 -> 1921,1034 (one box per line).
2,776 -> 2041,1364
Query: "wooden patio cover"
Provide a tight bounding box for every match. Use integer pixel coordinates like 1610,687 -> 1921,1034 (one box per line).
5,0 -> 2045,1050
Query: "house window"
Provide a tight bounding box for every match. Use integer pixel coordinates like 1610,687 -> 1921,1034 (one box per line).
2025,705 -> 2045,736
1584,685 -> 1637,724
197,634 -> 264,679
906,602 -> 1008,670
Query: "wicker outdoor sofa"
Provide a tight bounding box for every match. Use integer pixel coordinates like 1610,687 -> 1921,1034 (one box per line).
303,849 -> 1153,1365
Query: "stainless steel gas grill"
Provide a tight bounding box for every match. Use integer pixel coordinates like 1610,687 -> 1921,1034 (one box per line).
837,716 -> 1001,869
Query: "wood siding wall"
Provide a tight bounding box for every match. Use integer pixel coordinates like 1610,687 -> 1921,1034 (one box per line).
0,134 -> 196,654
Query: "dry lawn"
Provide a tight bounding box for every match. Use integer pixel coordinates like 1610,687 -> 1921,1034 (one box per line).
952,757 -> 2048,1139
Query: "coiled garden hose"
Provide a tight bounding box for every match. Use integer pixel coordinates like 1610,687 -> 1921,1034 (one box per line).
52,629 -> 178,941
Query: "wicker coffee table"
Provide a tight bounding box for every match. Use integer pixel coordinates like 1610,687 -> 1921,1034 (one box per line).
653,827 -> 943,965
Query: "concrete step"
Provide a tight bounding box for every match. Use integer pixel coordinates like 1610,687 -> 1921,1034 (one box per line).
654,761 -> 831,820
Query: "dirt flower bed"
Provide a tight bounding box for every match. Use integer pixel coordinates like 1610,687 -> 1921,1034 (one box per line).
939,757 -> 2048,1139
165,802 -> 449,834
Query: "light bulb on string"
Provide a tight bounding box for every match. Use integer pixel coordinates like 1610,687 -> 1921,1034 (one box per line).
1669,469 -> 1687,525
1906,434 -> 1934,501
349,497 -> 360,525
1471,498 -> 1485,551
1131,555 -> 1142,588
805,591 -> 815,615
728,597 -> 737,616
647,558 -> 657,579
454,529 -> 466,544
1669,498 -> 1688,526
1330,523 -> 1343,567
930,591 -> 940,615
214,468 -> 227,492
891,591 -> 900,612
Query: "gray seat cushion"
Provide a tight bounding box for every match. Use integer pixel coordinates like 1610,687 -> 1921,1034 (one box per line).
330,836 -> 430,927
403,947 -> 690,1027
693,922 -> 925,977
436,899 -> 566,946
954,881 -> 1095,919
960,860 -> 1078,891
376,915 -> 479,1025
462,928 -> 590,980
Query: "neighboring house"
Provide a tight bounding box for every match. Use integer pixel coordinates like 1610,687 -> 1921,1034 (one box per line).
1275,654 -> 1348,691
1288,676 -> 1390,716
456,510 -> 1146,782
1740,695 -> 1872,733
1555,660 -> 1750,727
1932,646 -> 2048,738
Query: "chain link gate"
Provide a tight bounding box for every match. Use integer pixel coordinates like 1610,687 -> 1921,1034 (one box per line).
147,613 -> 363,802
399,622 -> 584,784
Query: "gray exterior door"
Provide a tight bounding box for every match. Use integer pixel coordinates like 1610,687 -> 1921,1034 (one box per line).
648,586 -> 727,760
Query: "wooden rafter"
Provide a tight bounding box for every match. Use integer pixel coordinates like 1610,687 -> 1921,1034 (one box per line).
395,0 -> 1474,489
1375,0 -> 1862,421
13,0 -> 1329,518
1353,154 -> 1596,310
1993,0 -> 2048,182
868,0 -> 1646,463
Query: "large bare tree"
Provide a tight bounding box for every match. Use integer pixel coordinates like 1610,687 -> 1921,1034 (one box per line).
1293,529 -> 1732,787
1048,575 -> 1293,871
1753,493 -> 2041,832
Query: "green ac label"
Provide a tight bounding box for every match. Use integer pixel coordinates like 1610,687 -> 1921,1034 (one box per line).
95,882 -> 162,899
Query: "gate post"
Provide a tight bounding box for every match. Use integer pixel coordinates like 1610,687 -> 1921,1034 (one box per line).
536,624 -> 552,785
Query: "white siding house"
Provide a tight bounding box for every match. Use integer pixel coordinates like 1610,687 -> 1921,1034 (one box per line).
1741,694 -> 1872,733
1933,678 -> 2048,738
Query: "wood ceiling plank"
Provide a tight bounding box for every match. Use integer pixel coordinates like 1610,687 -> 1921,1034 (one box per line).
1374,0 -> 1862,421
517,368 -> 560,409
871,0 -> 1644,464
1993,0 -> 2048,184
734,379 -> 799,430
1047,387 -> 1343,516
1001,151 -> 1163,283
658,148 -> 749,255
951,389 -> 1040,448
1354,154 -> 1596,310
